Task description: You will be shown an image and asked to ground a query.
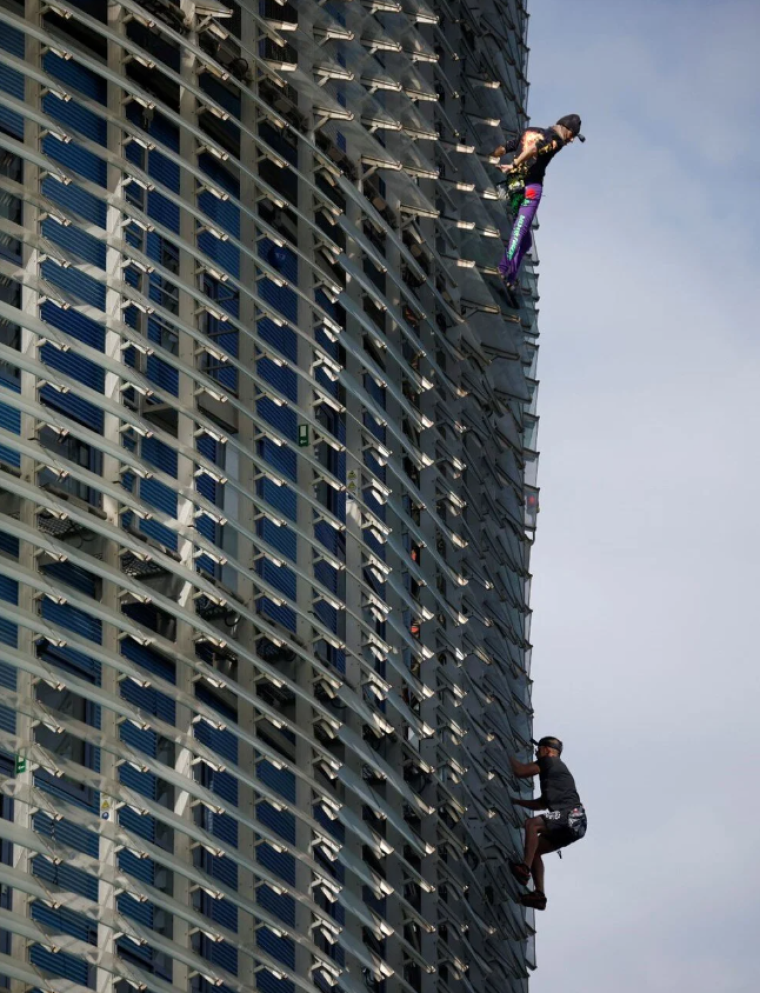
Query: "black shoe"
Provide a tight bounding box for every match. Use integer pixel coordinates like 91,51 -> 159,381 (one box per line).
500,276 -> 520,299
520,890 -> 547,911
509,860 -> 531,885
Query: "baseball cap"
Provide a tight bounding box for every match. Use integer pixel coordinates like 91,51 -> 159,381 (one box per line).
556,114 -> 585,142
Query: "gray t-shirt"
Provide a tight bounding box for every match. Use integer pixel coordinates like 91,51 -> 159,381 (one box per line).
538,756 -> 582,811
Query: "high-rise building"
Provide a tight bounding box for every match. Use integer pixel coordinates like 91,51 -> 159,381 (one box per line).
0,2 -> 540,993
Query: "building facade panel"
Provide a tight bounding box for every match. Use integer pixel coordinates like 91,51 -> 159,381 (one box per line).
0,1 -> 540,992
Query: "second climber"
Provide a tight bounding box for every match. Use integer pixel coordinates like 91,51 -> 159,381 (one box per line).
495,114 -> 584,290
508,735 -> 587,911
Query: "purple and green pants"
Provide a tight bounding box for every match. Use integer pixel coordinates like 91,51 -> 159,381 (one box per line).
498,183 -> 542,284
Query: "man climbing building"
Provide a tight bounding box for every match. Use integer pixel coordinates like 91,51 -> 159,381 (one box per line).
495,114 -> 585,290
508,736 -> 587,911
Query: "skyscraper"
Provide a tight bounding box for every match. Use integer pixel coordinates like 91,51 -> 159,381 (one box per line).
0,2 -> 540,993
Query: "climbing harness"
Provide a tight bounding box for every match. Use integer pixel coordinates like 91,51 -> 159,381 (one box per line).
496,175 -> 527,214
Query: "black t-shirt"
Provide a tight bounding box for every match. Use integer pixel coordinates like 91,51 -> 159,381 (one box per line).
499,127 -> 566,185
538,756 -> 582,811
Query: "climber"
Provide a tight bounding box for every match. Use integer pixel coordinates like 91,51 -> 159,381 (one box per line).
494,114 -> 585,290
508,736 -> 587,911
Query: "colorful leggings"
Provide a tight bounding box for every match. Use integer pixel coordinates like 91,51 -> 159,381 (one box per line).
498,183 -> 543,283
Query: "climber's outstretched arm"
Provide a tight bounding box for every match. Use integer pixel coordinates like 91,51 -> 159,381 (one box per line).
509,755 -> 540,778
512,136 -> 561,171
509,147 -> 537,171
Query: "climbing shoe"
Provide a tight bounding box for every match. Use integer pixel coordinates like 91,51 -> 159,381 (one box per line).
509,861 -> 531,885
520,890 -> 547,911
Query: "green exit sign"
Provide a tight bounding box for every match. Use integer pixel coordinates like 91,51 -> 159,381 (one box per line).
298,425 -> 309,447
14,754 -> 26,775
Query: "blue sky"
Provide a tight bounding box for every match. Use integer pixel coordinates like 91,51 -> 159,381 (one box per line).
521,0 -> 760,989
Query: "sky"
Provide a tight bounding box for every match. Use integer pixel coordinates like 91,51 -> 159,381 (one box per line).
522,0 -> 760,990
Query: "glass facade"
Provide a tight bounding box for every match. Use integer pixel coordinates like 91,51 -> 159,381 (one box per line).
0,2 -> 539,993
